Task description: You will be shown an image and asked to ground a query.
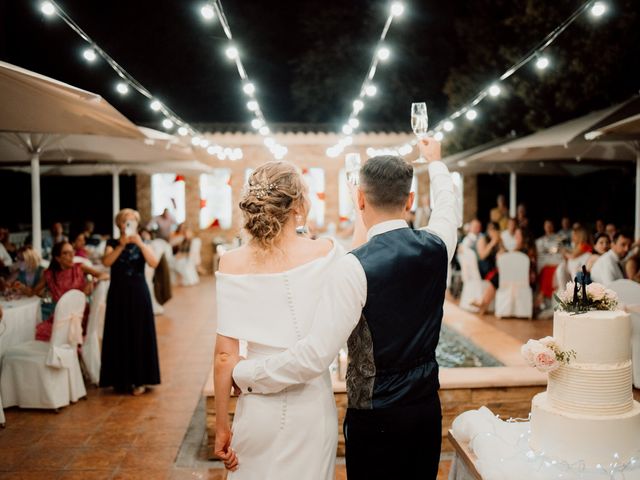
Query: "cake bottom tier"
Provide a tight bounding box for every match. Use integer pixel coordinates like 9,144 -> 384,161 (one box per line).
530,392 -> 640,466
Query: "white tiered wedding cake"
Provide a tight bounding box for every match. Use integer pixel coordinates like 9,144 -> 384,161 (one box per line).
529,309 -> 640,465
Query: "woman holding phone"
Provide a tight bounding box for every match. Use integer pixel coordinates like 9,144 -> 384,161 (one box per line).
100,208 -> 161,395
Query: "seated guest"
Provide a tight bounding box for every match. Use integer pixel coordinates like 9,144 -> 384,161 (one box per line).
558,216 -> 572,247
0,237 -> 12,270
82,220 -> 101,246
625,253 -> 640,283
605,223 -> 617,242
536,220 -> 560,256
586,233 -> 610,271
564,226 -> 592,260
490,194 -> 509,231
591,231 -> 632,285
472,222 -> 505,314
0,226 -> 18,261
536,220 -> 561,308
72,232 -> 89,258
11,246 -> 45,292
595,219 -> 605,235
28,241 -> 108,341
500,217 -> 518,252
515,227 -> 537,287
170,223 -> 190,253
147,208 -> 176,242
42,221 -> 68,258
461,218 -> 483,253
516,203 -> 529,229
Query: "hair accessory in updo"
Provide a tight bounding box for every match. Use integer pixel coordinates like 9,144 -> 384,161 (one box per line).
248,182 -> 280,199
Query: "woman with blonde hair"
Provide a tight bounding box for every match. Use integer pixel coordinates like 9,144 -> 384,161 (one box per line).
214,161 -> 360,477
100,208 -> 160,396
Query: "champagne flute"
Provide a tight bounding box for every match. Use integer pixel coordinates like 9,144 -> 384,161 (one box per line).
345,153 -> 361,185
411,102 -> 429,164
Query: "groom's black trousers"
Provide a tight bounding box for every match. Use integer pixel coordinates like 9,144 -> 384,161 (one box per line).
344,393 -> 442,480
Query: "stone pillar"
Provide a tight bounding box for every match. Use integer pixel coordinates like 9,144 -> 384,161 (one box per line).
463,174 -> 478,223
136,174 -> 152,225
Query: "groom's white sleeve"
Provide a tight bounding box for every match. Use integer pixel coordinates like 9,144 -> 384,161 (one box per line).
232,254 -> 366,395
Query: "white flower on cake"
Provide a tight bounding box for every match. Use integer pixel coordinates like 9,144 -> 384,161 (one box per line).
521,337 -> 575,373
554,280 -> 618,313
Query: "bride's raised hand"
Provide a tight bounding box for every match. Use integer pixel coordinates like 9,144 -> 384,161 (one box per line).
215,428 -> 239,471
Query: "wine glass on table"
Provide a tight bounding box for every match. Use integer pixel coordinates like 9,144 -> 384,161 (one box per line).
411,102 -> 429,164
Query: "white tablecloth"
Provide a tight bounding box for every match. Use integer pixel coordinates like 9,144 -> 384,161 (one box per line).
0,296 -> 41,359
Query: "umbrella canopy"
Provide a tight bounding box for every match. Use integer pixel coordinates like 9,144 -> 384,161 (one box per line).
0,60 -> 143,139
4,160 -> 214,176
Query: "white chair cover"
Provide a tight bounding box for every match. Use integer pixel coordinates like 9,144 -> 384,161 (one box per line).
0,290 -> 87,409
608,279 -> 640,388
81,281 -> 108,385
174,238 -> 201,286
457,246 -> 492,313
495,252 -> 533,319
145,240 -> 166,315
0,388 -> 4,426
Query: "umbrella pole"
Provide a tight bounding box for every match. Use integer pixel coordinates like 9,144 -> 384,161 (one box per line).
112,170 -> 120,238
31,154 -> 42,256
509,172 -> 517,218
636,153 -> 640,241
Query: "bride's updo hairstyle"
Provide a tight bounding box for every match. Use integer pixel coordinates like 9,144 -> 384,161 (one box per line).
240,161 -> 306,251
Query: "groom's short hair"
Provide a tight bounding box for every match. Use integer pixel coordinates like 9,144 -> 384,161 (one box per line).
360,155 -> 414,211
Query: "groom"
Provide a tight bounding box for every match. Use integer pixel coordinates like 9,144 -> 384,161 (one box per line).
232,138 -> 459,479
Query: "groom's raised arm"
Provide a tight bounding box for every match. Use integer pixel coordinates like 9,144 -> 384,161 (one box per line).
421,160 -> 462,262
232,254 -> 366,394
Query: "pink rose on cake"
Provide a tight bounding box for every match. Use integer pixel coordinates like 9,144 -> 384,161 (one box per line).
533,349 -> 559,372
587,283 -> 606,301
521,337 -> 574,373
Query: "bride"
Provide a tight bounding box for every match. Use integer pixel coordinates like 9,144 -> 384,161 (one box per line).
213,161 -> 361,479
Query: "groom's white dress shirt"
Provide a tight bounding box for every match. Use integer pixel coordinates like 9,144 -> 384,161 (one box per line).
232,161 -> 460,394
590,249 -> 625,285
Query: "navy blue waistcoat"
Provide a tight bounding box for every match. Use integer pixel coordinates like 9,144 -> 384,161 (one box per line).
347,227 -> 447,410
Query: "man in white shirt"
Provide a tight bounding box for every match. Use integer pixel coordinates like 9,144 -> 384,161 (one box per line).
501,217 -> 518,252
461,218 -> 483,253
591,231 -> 632,285
232,139 -> 459,479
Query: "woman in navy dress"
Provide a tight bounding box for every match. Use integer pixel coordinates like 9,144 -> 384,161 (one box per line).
100,208 -> 160,395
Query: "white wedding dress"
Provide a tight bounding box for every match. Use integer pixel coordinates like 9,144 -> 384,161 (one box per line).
216,242 -> 343,480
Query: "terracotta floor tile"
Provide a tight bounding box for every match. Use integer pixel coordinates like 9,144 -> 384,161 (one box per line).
34,427 -> 93,448
120,447 -> 178,471
66,447 -> 129,471
111,469 -> 171,480
0,428 -> 47,448
57,471 -> 113,480
19,446 -> 78,471
132,428 -> 186,448
0,472 -> 62,480
85,429 -> 139,447
169,470 -> 227,480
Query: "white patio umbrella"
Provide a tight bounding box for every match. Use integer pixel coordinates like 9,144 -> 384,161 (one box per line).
0,60 -> 144,253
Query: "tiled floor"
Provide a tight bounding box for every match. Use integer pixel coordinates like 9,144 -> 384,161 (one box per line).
1,277 -> 626,479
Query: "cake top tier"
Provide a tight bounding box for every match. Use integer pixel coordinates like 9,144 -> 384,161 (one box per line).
553,310 -> 630,364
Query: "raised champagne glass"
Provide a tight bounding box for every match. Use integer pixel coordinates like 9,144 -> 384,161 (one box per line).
411,102 -> 428,164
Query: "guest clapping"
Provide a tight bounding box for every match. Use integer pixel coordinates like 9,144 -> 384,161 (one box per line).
473,222 -> 505,314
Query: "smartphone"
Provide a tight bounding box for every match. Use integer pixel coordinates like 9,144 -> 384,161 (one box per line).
125,220 -> 138,237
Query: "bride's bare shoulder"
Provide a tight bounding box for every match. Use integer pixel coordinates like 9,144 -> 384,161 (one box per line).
218,246 -> 252,274
298,237 -> 334,257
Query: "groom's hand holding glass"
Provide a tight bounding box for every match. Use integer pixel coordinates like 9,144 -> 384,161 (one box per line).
417,137 -> 441,163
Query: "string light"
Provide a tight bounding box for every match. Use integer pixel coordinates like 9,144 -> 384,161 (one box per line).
390,2 -> 405,17
259,126 -> 270,135
82,48 -> 97,62
535,55 -> 550,70
377,46 -> 391,61
434,132 -> 445,141
242,82 -> 255,95
191,136 -> 202,146
443,120 -> 455,132
365,84 -> 378,97
40,1 -> 55,16
349,118 -> 360,128
115,82 -> 129,95
178,126 -> 188,136
384,0 -> 606,155
251,118 -> 262,129
200,4 -> 215,20
150,100 -> 162,112
162,118 -> 174,130
225,45 -> 239,60
247,100 -> 259,111
342,124 -> 354,135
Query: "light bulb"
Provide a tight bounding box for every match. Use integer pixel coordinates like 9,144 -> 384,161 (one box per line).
465,109 -> 478,121
178,126 -> 188,136
434,132 -> 444,141
342,124 -> 353,135
150,100 -> 162,112
326,147 -> 339,158
349,118 -> 360,128
488,84 -> 501,97
200,4 -> 215,20
225,46 -> 239,60
365,84 -> 377,96
264,137 -> 276,148
116,82 -> 129,95
247,100 -> 259,111
390,2 -> 404,16
200,139 -> 210,148
83,48 -> 97,62
251,118 -> 262,129
162,119 -> 174,130
590,1 -> 606,17
259,126 -> 270,135
377,46 -> 390,61
353,99 -> 364,112
443,120 -> 454,132
191,136 -> 201,146
41,1 -> 55,16
535,56 -> 550,70
243,82 -> 255,95
207,146 -> 216,155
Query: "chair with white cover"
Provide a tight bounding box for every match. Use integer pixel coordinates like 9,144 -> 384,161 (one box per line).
495,252 -> 533,319
145,240 -> 166,315
81,281 -> 108,385
458,246 -> 492,313
608,279 -> 640,388
174,238 -> 200,286
0,290 -> 87,409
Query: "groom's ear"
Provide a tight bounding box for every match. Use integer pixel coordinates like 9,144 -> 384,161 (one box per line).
357,188 -> 366,211
405,191 -> 415,211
